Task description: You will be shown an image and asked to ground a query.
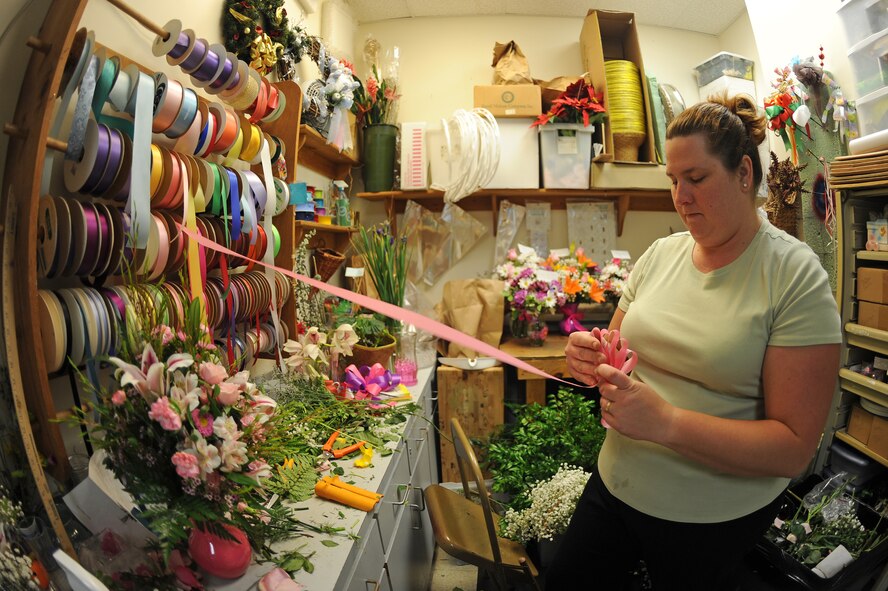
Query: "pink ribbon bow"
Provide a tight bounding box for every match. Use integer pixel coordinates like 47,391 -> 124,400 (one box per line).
343,363 -> 401,402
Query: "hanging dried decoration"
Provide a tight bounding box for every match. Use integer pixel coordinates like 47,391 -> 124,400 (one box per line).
765,151 -> 808,238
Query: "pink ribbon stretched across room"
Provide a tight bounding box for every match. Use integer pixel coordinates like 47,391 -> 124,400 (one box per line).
176,223 -> 585,385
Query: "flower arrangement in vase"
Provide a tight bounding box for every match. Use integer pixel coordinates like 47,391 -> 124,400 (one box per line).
545,246 -> 606,334
596,257 -> 633,306
73,290 -> 305,569
352,37 -> 402,192
494,247 -> 565,345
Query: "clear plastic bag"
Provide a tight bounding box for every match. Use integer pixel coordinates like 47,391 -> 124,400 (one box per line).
803,471 -> 855,523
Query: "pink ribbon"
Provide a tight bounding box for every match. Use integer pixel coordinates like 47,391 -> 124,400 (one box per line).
176,223 -> 590,386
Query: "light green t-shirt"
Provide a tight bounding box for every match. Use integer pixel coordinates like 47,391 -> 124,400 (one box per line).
599,220 -> 841,523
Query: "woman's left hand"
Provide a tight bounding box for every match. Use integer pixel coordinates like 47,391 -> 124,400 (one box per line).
597,364 -> 675,443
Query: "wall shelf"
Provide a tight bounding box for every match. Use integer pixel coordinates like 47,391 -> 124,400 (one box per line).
296,124 -> 359,180
355,187 -> 674,236
845,322 -> 888,356
835,430 -> 888,469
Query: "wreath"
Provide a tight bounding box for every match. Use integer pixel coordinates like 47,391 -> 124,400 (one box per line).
222,0 -> 296,75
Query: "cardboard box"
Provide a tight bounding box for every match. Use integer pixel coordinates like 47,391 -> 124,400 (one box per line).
868,413 -> 888,458
580,10 -> 657,163
858,300 -> 888,331
848,402 -> 875,445
400,122 -> 428,190
591,161 -> 671,190
483,118 -> 540,189
858,267 -> 888,304
473,85 -> 541,117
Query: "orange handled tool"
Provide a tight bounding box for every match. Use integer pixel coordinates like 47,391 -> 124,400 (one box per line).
322,430 -> 367,460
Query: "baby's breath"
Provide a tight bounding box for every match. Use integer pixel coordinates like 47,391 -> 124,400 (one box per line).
500,464 -> 590,544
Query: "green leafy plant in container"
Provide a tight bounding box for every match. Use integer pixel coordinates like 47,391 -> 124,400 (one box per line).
485,388 -> 606,511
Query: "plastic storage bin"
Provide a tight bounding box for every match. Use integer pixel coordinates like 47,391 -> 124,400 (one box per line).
847,27 -> 888,97
856,85 -> 888,137
539,124 -> 594,189
837,0 -> 888,49
693,52 -> 754,87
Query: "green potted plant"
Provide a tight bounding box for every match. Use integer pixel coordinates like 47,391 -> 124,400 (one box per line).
347,314 -> 396,368
485,388 -> 607,511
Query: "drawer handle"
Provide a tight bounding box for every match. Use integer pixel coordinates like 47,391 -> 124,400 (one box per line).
365,563 -> 390,590
387,483 -> 412,506
411,485 -> 426,512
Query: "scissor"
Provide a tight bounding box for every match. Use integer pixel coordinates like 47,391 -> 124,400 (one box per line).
322,430 -> 367,460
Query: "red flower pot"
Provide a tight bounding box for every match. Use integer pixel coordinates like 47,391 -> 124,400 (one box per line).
188,523 -> 252,579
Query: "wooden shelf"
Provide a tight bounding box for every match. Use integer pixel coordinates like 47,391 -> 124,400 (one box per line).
295,220 -> 355,234
835,430 -> 888,469
858,251 -> 888,262
296,125 -> 359,180
294,221 -> 354,253
355,188 -> 674,236
839,368 -> 888,407
845,322 -> 888,356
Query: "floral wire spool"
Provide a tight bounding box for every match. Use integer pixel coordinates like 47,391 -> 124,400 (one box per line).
313,247 -> 345,283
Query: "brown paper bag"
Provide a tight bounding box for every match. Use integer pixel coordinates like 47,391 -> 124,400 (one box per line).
435,279 -> 504,358
492,41 -> 533,85
535,75 -> 587,112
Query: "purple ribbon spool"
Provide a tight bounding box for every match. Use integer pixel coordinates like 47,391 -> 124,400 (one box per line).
179,38 -> 208,73
209,57 -> 236,91
77,203 -> 101,276
93,207 -> 112,276
92,127 -> 124,196
167,31 -> 190,59
80,124 -> 112,195
192,47 -> 221,83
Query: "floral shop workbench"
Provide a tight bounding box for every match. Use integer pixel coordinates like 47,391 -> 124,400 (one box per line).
500,336 -> 570,406
200,368 -> 437,591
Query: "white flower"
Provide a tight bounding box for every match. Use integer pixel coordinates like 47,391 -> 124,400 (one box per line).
500,465 -> 591,544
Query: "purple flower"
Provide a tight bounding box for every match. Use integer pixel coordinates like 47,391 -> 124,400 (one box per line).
519,268 -> 534,279
514,289 -> 527,306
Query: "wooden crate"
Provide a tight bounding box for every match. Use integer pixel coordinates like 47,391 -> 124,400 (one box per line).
436,366 -> 504,483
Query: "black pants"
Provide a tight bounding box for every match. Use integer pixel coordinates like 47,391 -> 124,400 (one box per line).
545,466 -> 783,591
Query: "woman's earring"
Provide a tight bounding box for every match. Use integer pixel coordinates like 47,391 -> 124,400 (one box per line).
743,183 -> 749,189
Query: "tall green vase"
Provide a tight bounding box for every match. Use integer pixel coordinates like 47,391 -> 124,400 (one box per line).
362,124 -> 398,193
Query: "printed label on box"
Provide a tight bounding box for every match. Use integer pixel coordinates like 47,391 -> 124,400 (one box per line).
557,135 -> 579,155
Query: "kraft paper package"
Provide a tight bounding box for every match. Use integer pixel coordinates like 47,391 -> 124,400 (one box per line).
492,40 -> 533,85
435,279 -> 504,358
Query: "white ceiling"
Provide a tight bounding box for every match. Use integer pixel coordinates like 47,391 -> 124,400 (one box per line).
342,0 -> 748,36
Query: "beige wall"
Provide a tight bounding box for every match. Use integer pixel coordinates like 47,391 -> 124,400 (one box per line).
354,13 -> 767,303
3,2 -> 838,310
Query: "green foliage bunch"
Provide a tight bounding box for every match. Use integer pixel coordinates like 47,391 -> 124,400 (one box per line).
351,314 -> 393,348
485,388 -> 606,510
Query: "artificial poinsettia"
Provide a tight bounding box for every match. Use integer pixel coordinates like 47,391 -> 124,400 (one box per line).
532,78 -> 607,128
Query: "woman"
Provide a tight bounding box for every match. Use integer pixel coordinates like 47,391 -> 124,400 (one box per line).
547,94 -> 841,590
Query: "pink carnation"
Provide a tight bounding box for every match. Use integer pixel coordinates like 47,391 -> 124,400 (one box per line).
148,397 -> 182,431
171,452 -> 200,479
111,390 -> 126,406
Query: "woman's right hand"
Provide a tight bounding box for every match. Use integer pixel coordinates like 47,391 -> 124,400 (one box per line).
564,330 -> 608,386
